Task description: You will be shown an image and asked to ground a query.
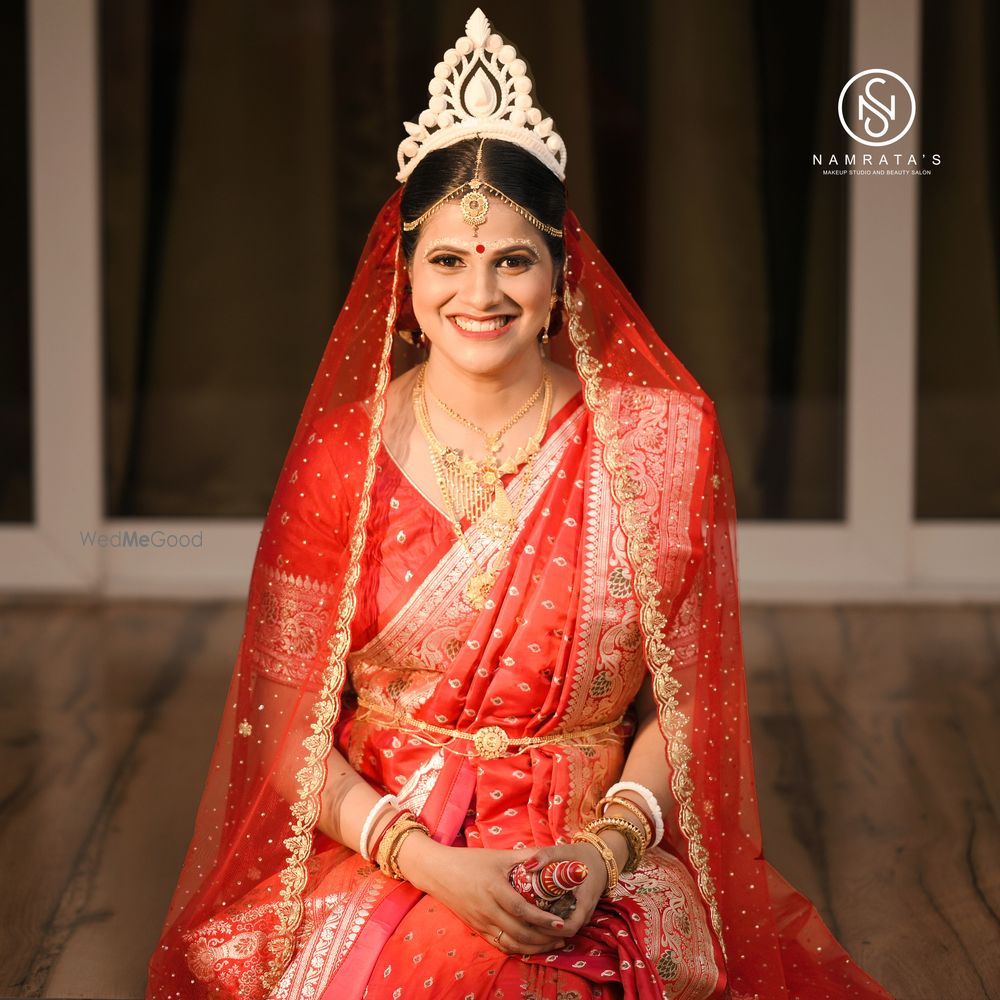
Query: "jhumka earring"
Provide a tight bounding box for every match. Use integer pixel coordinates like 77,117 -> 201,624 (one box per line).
397,281 -> 426,347
397,327 -> 426,347
539,291 -> 558,356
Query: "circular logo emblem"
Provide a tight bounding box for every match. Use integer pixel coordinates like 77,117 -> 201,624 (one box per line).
837,69 -> 916,147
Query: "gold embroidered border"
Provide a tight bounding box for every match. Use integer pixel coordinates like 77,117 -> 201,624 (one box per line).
565,284 -> 728,960
261,247 -> 402,991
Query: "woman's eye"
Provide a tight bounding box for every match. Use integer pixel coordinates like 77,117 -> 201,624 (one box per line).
499,255 -> 533,269
429,254 -> 462,267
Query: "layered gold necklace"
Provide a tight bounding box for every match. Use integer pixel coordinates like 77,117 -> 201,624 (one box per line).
413,361 -> 553,608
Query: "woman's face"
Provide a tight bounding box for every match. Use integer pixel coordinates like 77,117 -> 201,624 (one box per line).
408,199 -> 556,379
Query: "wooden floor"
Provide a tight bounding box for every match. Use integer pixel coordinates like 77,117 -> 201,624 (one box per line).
1,600 -> 998,1000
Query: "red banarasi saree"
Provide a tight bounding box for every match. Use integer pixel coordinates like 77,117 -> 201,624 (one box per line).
171,379 -> 891,999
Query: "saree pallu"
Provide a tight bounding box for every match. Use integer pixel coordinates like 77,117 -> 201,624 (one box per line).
180,387 -> 726,999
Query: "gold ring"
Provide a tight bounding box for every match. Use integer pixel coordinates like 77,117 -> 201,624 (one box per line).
492,929 -> 504,947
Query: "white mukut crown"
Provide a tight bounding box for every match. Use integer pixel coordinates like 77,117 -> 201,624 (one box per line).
396,8 -> 567,183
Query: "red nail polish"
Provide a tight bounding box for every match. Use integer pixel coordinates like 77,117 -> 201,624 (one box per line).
552,920 -> 564,929
524,858 -> 539,871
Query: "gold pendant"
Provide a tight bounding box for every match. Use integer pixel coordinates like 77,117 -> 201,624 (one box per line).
491,482 -> 515,525
466,572 -> 494,608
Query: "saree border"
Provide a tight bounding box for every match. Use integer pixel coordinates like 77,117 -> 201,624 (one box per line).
565,285 -> 728,961
261,250 -> 402,991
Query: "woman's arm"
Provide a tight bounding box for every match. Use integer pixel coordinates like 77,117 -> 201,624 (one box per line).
314,747 -> 387,853
597,671 -> 670,871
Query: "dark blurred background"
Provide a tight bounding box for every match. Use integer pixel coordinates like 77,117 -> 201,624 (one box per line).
2,0 -> 997,523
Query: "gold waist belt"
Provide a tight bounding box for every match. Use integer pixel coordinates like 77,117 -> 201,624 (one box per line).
355,692 -> 625,761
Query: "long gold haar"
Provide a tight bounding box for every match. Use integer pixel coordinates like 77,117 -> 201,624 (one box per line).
413,362 -> 553,608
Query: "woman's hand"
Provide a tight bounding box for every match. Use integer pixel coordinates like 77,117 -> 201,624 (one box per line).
516,841 -> 611,942
396,837 -> 570,955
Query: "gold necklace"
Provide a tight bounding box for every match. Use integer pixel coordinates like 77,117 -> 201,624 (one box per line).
413,365 -> 554,608
428,370 -> 546,463
414,362 -> 552,523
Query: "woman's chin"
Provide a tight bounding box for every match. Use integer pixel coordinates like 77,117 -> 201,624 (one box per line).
427,334 -> 540,377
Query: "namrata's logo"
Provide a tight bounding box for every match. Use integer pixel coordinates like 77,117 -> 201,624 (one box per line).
837,69 -> 916,146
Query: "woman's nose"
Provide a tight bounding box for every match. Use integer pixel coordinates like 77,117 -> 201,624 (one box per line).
463,261 -> 504,311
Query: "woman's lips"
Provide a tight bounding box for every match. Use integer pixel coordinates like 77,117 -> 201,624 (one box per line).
448,315 -> 515,339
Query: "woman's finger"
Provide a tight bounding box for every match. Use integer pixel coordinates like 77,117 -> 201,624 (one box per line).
485,918 -> 563,955
495,881 -> 566,932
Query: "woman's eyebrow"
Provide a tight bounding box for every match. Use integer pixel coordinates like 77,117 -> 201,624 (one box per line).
421,238 -> 542,259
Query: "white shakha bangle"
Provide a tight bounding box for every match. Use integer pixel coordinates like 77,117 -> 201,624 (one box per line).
359,793 -> 398,861
605,781 -> 664,846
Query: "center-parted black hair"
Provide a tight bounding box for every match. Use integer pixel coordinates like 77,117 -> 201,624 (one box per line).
400,138 -> 566,272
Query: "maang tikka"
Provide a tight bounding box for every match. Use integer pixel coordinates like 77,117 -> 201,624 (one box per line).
401,134 -> 562,239
459,137 -> 491,236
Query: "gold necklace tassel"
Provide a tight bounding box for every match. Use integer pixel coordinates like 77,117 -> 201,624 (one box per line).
412,363 -> 553,608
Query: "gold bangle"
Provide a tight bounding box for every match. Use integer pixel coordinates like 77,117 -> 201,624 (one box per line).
383,821 -> 427,881
600,795 -> 653,848
586,816 -> 645,874
387,821 -> 429,880
375,818 -> 400,876
572,830 -> 619,894
376,814 -> 424,880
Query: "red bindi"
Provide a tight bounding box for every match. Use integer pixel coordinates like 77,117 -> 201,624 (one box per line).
475,243 -> 485,254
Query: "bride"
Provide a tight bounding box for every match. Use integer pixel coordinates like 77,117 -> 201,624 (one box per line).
147,9 -> 895,1000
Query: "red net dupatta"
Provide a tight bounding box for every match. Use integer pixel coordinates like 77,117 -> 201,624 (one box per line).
146,194 -> 895,1000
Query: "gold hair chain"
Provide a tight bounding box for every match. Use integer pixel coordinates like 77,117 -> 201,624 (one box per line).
401,136 -> 563,238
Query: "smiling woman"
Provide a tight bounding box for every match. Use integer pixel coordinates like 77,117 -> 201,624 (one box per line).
383,140 -> 581,523
398,135 -> 566,391
147,8 -> 896,1000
